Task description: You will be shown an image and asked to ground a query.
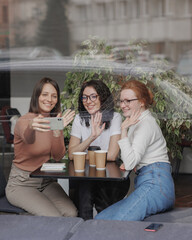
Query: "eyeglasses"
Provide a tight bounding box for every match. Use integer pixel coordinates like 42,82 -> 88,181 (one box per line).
118,99 -> 138,106
81,94 -> 98,102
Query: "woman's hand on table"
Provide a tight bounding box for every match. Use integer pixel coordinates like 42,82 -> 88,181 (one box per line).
120,163 -> 136,172
120,163 -> 126,171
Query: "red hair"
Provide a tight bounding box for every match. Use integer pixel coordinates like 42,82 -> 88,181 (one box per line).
121,78 -> 154,108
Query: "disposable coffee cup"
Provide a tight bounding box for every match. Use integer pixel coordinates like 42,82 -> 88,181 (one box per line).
73,152 -> 86,172
75,171 -> 85,177
88,146 -> 101,167
94,150 -> 107,170
96,169 -> 106,178
89,166 -> 96,177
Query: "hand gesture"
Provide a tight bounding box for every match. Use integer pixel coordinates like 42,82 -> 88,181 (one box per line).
61,109 -> 75,128
121,109 -> 141,130
90,112 -> 105,140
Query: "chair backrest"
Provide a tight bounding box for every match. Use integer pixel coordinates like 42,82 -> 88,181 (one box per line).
0,165 -> 26,214
0,106 -> 21,144
6,108 -> 21,120
0,165 -> 7,198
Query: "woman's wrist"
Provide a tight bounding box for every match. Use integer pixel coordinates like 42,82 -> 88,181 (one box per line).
121,128 -> 128,139
90,134 -> 97,142
121,127 -> 128,132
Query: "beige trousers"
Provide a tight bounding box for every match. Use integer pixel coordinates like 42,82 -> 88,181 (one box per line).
6,164 -> 77,217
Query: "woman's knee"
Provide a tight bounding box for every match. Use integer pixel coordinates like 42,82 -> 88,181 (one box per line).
63,205 -> 78,217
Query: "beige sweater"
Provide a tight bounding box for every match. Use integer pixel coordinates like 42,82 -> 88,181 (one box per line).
13,112 -> 65,172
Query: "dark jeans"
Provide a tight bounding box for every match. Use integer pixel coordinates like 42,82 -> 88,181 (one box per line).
69,178 -> 130,220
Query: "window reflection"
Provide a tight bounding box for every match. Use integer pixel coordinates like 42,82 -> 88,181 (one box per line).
0,0 -> 192,113
0,0 -> 191,61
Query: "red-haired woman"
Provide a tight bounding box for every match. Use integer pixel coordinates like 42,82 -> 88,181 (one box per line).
95,79 -> 175,221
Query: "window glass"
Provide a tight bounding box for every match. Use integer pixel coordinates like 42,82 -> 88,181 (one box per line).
0,0 -> 191,117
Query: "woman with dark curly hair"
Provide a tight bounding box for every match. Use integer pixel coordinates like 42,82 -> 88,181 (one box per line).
78,80 -> 114,129
68,79 -> 130,220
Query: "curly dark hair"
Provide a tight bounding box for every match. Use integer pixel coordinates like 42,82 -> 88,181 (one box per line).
29,77 -> 61,117
78,79 -> 114,129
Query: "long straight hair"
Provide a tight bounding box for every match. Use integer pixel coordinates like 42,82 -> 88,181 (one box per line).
29,77 -> 61,116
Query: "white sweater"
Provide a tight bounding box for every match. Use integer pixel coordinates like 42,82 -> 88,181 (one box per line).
118,110 -> 169,171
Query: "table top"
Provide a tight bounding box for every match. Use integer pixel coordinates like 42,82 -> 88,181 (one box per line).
30,160 -> 130,181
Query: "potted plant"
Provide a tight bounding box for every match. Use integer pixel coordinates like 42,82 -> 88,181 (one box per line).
61,37 -> 192,165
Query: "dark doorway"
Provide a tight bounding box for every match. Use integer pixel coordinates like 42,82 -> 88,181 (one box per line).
0,71 -> 10,110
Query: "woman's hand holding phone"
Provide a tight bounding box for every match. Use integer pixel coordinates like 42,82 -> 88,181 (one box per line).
31,109 -> 75,132
30,115 -> 51,132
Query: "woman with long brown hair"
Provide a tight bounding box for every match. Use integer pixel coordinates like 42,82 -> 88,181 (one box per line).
6,77 -> 77,217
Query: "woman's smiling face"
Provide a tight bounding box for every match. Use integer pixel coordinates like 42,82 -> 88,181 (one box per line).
82,86 -> 101,115
38,83 -> 58,115
120,89 -> 143,117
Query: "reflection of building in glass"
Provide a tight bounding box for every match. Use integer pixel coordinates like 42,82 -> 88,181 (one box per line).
67,0 -> 192,62
8,0 -> 46,47
0,0 -> 9,48
1,0 -> 192,61
2,0 -> 69,55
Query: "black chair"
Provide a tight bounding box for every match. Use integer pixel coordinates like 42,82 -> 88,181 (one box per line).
0,164 -> 26,214
0,106 -> 20,168
172,138 -> 192,179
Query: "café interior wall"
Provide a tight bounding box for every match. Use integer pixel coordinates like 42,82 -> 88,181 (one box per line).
10,71 -> 66,115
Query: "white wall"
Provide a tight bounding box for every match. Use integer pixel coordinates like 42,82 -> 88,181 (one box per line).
10,71 -> 66,115
10,97 -> 30,116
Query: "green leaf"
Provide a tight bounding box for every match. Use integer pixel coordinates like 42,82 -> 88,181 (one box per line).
174,129 -> 180,137
185,120 -> 191,129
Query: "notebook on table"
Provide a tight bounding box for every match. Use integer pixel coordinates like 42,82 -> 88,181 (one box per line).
40,163 -> 66,172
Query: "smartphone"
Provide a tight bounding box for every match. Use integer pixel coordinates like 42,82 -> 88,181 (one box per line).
144,223 -> 163,232
44,117 -> 63,130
